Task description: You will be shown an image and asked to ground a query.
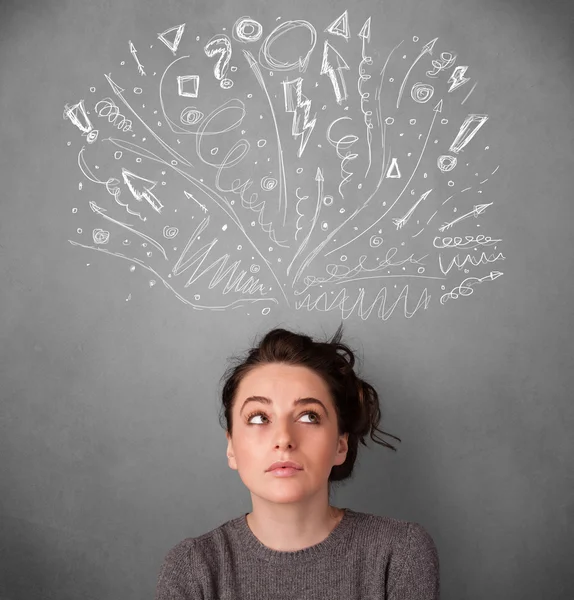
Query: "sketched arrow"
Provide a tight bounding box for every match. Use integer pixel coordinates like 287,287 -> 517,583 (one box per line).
129,40 -> 146,76
439,202 -> 493,232
121,168 -> 164,213
320,40 -> 350,104
287,167 -> 324,277
105,73 -> 193,168
396,37 -> 438,109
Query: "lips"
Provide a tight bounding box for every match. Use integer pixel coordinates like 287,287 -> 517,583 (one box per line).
267,460 -> 303,471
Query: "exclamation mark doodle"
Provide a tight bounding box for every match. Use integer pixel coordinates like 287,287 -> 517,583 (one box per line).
449,114 -> 488,154
204,35 -> 233,89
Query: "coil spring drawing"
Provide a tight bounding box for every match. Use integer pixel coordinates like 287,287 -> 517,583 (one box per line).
94,98 -> 133,132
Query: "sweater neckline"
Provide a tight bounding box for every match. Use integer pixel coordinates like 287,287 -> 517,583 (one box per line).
233,508 -> 355,564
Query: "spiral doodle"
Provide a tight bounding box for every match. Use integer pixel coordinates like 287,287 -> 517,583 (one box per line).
233,17 -> 263,43
260,176 -> 278,191
437,155 -> 457,172
94,98 -> 133,132
250,264 -> 260,273
92,228 -> 110,244
180,107 -> 204,126
410,82 -> 435,104
369,235 -> 384,247
163,225 -> 179,239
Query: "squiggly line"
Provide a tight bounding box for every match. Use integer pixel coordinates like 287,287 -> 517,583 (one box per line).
295,250 -> 431,293
326,117 -> 358,199
94,98 -> 133,132
440,271 -> 503,304
295,285 -> 431,320
294,187 -> 310,241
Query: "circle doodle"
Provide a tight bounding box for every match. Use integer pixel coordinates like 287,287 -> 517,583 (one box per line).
411,82 -> 435,103
163,226 -> 179,239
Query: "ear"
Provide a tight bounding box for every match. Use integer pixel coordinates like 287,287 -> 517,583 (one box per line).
335,432 -> 349,466
226,433 -> 238,470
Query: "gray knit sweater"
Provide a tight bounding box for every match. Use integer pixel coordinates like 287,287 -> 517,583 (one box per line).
155,508 -> 440,599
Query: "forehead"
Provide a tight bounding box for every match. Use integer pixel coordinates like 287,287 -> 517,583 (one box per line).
236,363 -> 331,397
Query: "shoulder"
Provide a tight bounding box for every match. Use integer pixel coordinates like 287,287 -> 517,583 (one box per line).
158,514 -> 242,571
347,509 -> 438,552
346,510 -> 439,584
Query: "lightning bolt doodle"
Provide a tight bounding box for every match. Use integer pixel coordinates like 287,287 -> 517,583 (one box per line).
282,77 -> 317,158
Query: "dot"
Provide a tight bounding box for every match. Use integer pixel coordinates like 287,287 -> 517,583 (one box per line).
67,141 -> 71,146
448,181 -> 455,187
389,77 -> 394,82
410,119 -> 416,125
72,208 -> 78,213
77,228 -> 82,234
413,36 -> 419,42
120,61 -> 125,65
441,119 -> 448,124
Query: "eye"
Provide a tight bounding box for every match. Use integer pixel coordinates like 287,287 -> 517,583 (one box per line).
246,410 -> 322,425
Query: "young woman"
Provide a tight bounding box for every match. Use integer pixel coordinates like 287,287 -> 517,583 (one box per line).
155,324 -> 440,599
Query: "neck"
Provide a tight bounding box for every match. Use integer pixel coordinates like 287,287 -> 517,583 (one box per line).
246,503 -> 345,551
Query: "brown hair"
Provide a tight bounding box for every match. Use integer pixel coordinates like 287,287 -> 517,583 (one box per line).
219,323 -> 401,495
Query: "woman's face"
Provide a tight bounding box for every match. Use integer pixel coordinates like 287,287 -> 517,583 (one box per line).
226,363 -> 348,505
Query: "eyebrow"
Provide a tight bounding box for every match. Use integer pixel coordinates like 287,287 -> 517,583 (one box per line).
240,396 -> 329,417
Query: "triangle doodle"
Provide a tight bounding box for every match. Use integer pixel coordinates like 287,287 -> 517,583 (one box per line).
325,11 -> 350,41
157,24 -> 186,55
386,157 -> 402,178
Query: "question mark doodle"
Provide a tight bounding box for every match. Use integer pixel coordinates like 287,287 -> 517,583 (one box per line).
204,34 -> 233,89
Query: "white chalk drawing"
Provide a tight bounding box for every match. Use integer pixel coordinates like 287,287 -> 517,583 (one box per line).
204,35 -> 234,89
157,24 -> 185,55
321,40 -> 350,104
283,77 -> 317,157
129,41 -> 146,76
64,12 -> 505,320
177,75 -> 200,98
325,11 -> 350,41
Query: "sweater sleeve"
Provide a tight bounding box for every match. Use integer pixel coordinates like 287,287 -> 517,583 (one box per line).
154,541 -> 203,600
388,522 -> 440,600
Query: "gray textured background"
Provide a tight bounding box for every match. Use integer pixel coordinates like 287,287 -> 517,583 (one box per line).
1,0 -> 573,598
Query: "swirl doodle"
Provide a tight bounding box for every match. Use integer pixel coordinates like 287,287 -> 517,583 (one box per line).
94,97 -> 133,132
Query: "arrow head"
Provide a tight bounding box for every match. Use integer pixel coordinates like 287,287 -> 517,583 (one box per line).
433,99 -> 443,113
474,203 -> 493,215
89,201 -> 106,214
242,49 -> 257,69
422,37 -> 439,54
321,41 -> 350,74
105,73 -> 125,95
491,271 -> 503,280
122,168 -> 158,200
315,167 -> 324,182
358,18 -> 371,42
